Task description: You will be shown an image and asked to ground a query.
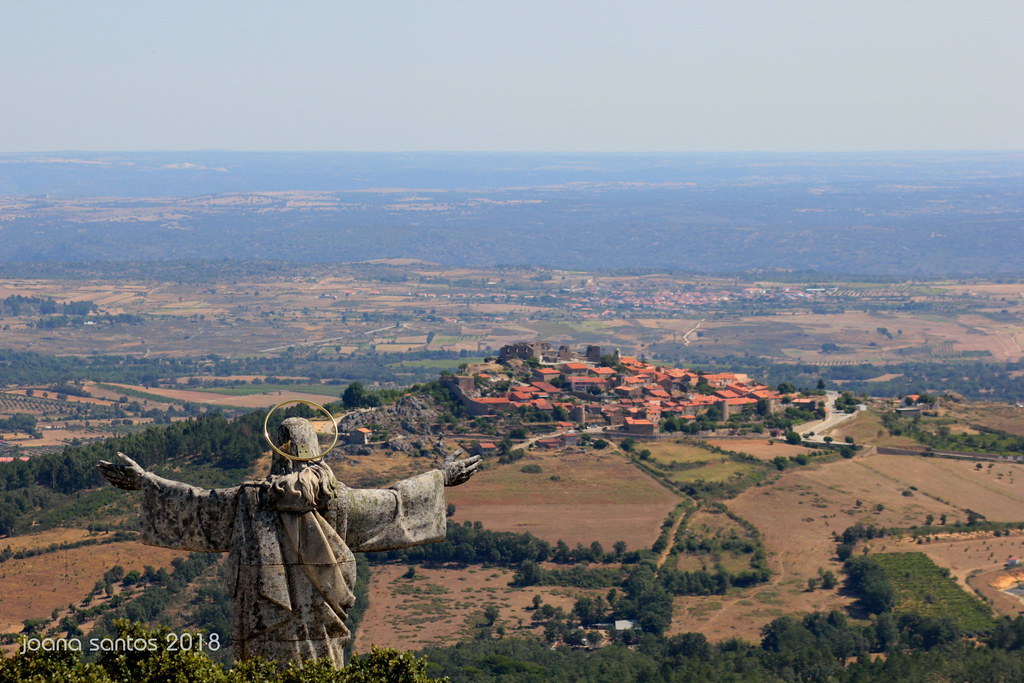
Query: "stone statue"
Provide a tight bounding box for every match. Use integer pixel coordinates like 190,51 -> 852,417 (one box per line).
97,415 -> 479,667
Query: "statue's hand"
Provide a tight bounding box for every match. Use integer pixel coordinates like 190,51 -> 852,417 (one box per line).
98,452 -> 146,491
441,454 -> 480,487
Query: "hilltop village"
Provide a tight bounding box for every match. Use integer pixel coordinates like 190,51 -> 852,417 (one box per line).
442,341 -> 826,449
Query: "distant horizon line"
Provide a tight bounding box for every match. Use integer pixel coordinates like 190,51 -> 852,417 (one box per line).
2,148 -> 1023,156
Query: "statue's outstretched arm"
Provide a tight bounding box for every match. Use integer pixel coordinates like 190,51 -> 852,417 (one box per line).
441,454 -> 480,487
98,452 -> 146,491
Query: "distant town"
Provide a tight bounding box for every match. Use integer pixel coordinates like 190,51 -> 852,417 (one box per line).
442,341 -> 836,454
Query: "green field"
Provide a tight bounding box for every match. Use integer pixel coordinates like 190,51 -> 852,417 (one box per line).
645,441 -> 720,466
873,552 -> 994,632
667,460 -> 752,485
191,383 -> 343,398
430,335 -> 463,345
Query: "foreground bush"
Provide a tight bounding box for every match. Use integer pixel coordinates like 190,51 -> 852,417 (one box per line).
0,620 -> 443,683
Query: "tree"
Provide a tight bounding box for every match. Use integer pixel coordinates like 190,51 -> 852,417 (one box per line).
342,381 -> 380,408
844,556 -> 895,614
513,560 -> 543,586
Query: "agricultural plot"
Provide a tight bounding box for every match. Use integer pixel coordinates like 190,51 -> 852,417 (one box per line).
872,552 -> 995,632
864,456 -> 1024,522
641,440 -> 761,486
447,448 -> 679,548
392,357 -> 486,370
718,455 -> 962,641
863,531 -> 1024,618
104,383 -> 331,410
672,508 -> 758,574
667,461 -> 752,485
939,402 -> 1024,438
189,383 -> 342,398
706,439 -> 810,461
329,452 -> 441,491
644,440 -> 718,465
827,411 -> 921,449
353,564 -> 582,653
0,540 -> 182,635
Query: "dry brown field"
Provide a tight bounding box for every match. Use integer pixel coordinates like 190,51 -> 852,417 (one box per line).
939,402 -> 1024,437
828,411 -> 921,449
671,576 -> 848,644
329,452 -> 437,490
644,440 -> 718,464
5,389 -> 116,407
32,427 -> 118,447
0,541 -> 182,634
750,310 -> 1024,363
707,438 -> 812,461
708,454 -> 967,642
701,451 -> 1024,641
170,375 -> 312,384
353,564 -> 580,652
104,383 -> 331,409
863,456 -> 1024,521
863,373 -> 904,383
1,528 -> 96,553
447,448 -> 679,549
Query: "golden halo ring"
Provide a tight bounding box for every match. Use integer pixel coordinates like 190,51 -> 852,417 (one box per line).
262,400 -> 339,462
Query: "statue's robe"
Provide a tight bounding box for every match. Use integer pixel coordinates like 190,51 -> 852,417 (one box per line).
136,463 -> 446,666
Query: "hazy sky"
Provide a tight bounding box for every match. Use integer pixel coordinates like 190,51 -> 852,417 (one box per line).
2,0 -> 1021,152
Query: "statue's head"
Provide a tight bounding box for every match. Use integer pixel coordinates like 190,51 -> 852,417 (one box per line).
270,417 -> 323,475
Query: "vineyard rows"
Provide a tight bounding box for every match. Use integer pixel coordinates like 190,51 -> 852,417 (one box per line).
874,552 -> 994,632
